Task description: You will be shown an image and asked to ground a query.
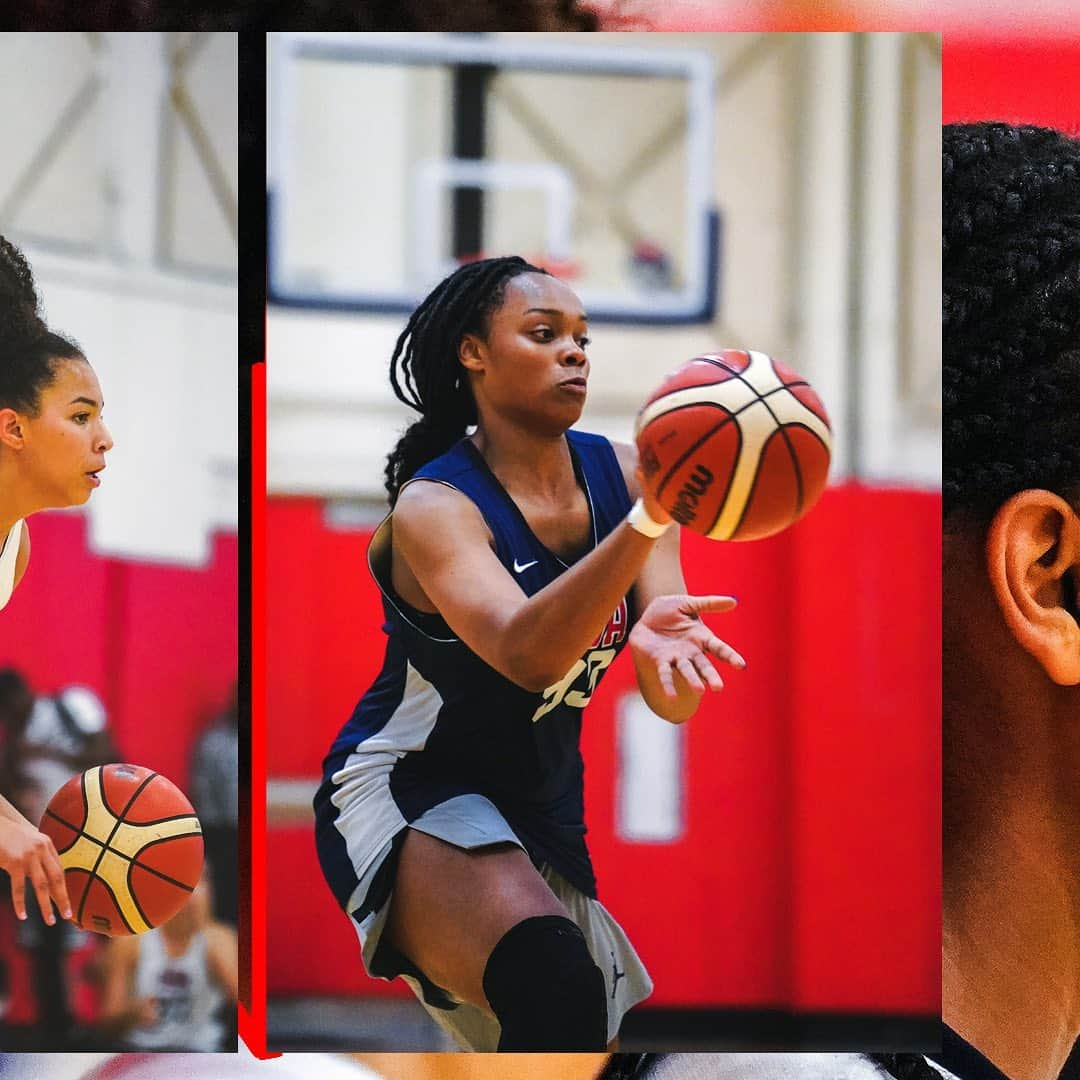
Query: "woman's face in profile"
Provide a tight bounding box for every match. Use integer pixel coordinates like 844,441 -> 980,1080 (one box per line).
18,357 -> 113,509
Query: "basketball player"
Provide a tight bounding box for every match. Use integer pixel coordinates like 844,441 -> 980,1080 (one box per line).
95,870 -> 237,1052
942,123 -> 1080,1080
0,234 -> 113,613
314,256 -> 746,1052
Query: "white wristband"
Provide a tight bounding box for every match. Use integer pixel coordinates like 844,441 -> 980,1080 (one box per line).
627,497 -> 673,538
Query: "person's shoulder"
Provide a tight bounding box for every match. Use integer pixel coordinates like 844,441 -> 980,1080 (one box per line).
206,920 -> 238,950
393,472 -> 487,540
395,476 -> 479,520
396,436 -> 487,512
568,427 -> 634,463
412,438 -> 475,482
571,431 -> 640,498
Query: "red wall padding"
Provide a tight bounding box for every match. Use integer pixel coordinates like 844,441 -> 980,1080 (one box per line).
266,484 -> 939,1014
0,512 -> 238,789
943,38 -> 1080,129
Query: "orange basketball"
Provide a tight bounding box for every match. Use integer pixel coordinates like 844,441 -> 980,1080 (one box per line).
635,349 -> 832,541
40,764 -> 203,937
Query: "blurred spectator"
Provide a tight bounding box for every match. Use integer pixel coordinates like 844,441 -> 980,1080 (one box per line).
0,670 -> 35,810
0,675 -> 114,1051
18,686 -> 119,828
97,870 -> 237,1052
190,686 -> 238,928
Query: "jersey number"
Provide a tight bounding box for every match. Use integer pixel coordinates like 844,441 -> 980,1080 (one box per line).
531,648 -> 616,723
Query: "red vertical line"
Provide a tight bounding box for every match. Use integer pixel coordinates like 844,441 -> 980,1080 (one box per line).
239,358 -> 271,1057
237,26 -> 273,1059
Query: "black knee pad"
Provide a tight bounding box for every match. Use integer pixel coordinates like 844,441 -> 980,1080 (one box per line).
482,914 -> 608,1051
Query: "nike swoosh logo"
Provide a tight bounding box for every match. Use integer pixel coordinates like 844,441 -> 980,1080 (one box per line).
513,559 -> 539,573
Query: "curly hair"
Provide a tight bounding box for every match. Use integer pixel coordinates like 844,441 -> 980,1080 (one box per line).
0,235 -> 83,415
597,1054 -> 942,1080
7,0 -> 601,29
384,256 -> 550,505
943,122 -> 1080,523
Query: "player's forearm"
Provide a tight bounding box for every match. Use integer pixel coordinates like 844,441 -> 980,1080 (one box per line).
631,644 -> 701,724
502,521 -> 657,690
0,792 -> 30,826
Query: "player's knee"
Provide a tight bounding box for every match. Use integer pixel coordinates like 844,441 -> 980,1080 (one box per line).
482,914 -> 607,1051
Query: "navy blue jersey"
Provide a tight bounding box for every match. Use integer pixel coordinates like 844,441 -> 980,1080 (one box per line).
316,430 -> 634,904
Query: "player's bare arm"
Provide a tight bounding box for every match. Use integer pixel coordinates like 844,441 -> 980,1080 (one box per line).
0,791 -> 72,923
393,478 -> 666,692
612,440 -> 745,723
206,922 -> 240,1002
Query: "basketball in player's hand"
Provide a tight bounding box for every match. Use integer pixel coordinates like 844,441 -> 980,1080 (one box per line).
39,764 -> 203,936
635,350 -> 832,541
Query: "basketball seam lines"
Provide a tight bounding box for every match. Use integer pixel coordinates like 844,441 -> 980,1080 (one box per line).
128,833 -> 199,892
702,358 -> 813,503
726,380 -> 805,538
77,768 -> 158,931
728,425 -> 796,540
649,351 -> 828,537
653,380 -> 808,507
43,807 -> 198,894
88,870 -> 136,935
43,807 -> 84,854
124,830 -> 203,933
74,770 -> 94,929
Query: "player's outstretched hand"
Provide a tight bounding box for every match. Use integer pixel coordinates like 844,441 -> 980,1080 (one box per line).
630,594 -> 746,698
0,817 -> 73,924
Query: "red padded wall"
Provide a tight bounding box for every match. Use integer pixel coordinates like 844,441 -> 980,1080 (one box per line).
0,512 -> 238,788
266,484 -> 940,1013
943,38 -> 1080,129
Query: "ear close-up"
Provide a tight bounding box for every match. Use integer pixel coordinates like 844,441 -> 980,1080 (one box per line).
986,490 -> 1080,686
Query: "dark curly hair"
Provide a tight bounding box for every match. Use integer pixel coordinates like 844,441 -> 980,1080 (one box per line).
6,0 -> 601,29
598,1054 -> 942,1080
0,235 -> 83,415
384,256 -> 550,505
943,122 -> 1080,523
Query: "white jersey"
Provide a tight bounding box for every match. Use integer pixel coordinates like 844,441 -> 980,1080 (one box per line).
123,929 -> 225,1052
0,518 -> 23,611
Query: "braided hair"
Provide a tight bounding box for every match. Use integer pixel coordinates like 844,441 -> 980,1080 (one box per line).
384,256 -> 550,505
598,1054 -> 942,1080
0,235 -> 83,415
943,122 -> 1080,524
8,0 -> 602,29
